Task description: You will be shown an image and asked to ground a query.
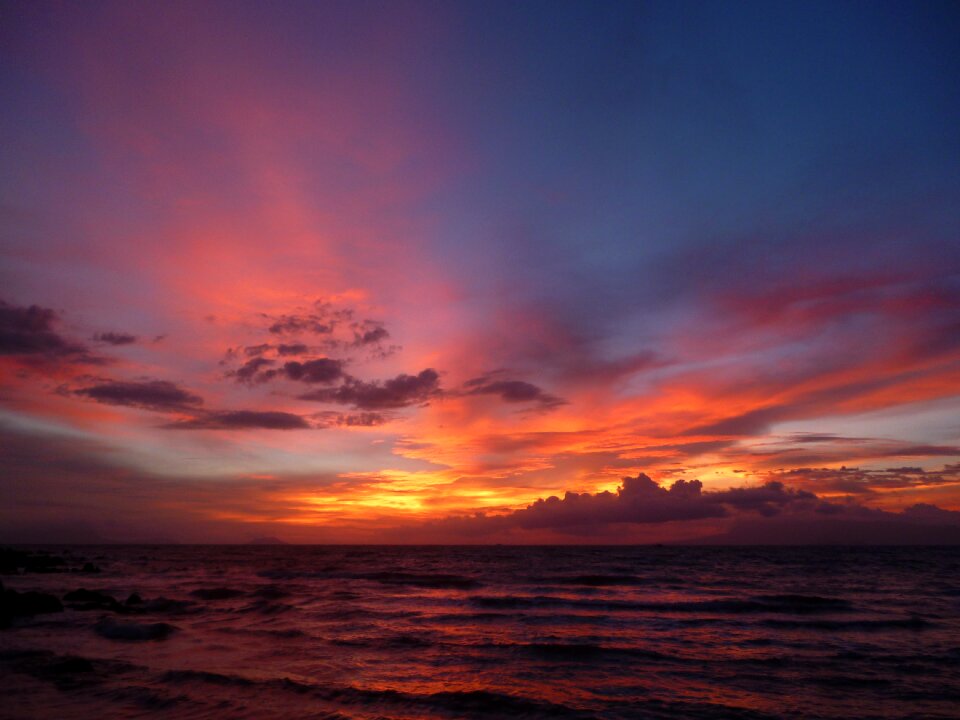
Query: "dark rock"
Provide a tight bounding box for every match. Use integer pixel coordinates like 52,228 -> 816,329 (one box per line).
0,650 -> 97,689
125,592 -> 143,606
51,656 -> 95,674
94,617 -> 176,641
190,587 -> 245,601
1,588 -> 64,628
140,597 -> 196,614
80,562 -> 101,574
63,588 -> 122,612
252,584 -> 288,599
0,547 -> 68,574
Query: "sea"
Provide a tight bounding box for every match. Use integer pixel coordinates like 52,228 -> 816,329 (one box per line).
1,545 -> 959,719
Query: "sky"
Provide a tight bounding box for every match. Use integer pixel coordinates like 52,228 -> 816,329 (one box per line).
1,0 -> 959,543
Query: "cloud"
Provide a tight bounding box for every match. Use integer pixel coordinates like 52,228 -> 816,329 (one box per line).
512,474 -> 728,528
464,375 -> 566,409
0,300 -> 100,364
93,331 -> 137,346
277,358 -> 345,384
168,410 -> 311,430
254,304 -> 395,358
1,415 -> 958,544
231,357 -> 345,385
264,303 -> 353,336
75,379 -> 203,411
0,423 -> 342,543
314,411 -> 388,427
501,474 -> 818,529
351,320 -> 389,346
424,471 -> 960,543
712,506 -> 960,545
684,407 -> 785,437
244,343 -> 272,356
267,314 -> 337,335
764,464 -> 960,496
231,357 -> 275,383
302,368 -> 441,409
712,481 -> 816,516
680,367 -> 945,439
73,377 -> 312,429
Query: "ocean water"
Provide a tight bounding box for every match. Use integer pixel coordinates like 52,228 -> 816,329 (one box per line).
1,545 -> 959,719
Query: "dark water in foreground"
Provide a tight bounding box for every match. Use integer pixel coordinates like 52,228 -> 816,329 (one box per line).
2,545 -> 959,719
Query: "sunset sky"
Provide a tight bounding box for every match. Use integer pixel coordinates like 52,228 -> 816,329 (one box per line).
2,0 -> 959,543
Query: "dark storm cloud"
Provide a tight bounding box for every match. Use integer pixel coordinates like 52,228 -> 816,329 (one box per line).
0,300 -> 99,363
259,305 -> 393,354
501,474 -> 817,530
351,321 -> 389,346
301,368 -> 441,409
74,377 -> 312,429
464,375 -> 566,409
314,411 -> 388,428
738,435 -> 960,470
75,379 -> 203,411
231,357 -> 275,383
714,504 -> 960,545
512,474 -> 727,528
278,358 -> 345,384
426,470 -> 960,543
244,343 -> 272,356
276,343 -> 308,356
267,314 -> 337,335
93,331 -> 138,345
169,410 -> 311,430
767,465 -> 960,496
264,302 -> 353,336
885,444 -> 960,457
229,357 -> 344,385
712,482 -> 816,517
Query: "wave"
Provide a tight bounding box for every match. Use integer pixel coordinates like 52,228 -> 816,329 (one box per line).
324,635 -> 672,663
0,649 -> 143,691
348,571 -> 482,589
138,596 -> 199,614
163,668 -> 254,687
255,568 -> 482,589
467,593 -> 853,614
496,641 -> 669,663
251,584 -> 289,599
331,633 -> 436,649
239,599 -> 295,615
162,667 -> 588,717
8,545 -> 960,720
761,616 -> 934,631
555,574 -> 641,586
